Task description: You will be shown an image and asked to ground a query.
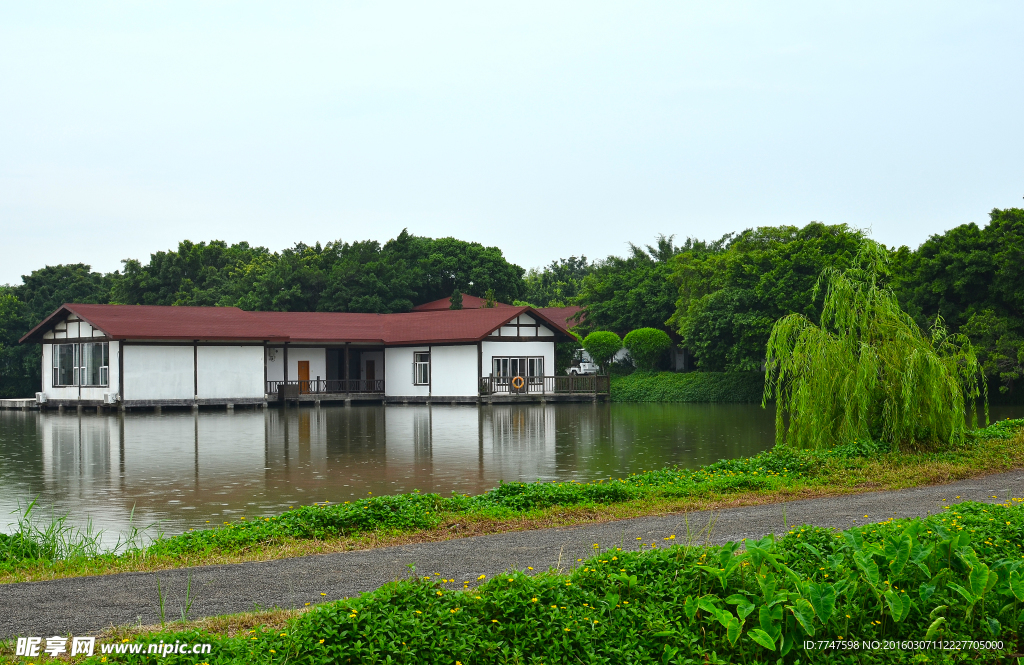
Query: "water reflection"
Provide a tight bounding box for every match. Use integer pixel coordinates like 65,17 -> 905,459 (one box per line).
2,401 -> 928,542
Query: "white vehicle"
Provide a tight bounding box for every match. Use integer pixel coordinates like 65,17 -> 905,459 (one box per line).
566,348 -> 599,375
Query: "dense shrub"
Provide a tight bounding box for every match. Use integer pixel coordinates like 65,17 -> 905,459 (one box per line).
582,331 -> 622,369
623,327 -> 673,370
611,371 -> 765,402
117,500 -> 1024,664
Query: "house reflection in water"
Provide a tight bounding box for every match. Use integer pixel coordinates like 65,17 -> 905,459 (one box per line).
8,402 -> 775,541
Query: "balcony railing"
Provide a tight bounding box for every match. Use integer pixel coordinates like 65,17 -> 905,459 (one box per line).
480,375 -> 609,396
267,379 -> 385,398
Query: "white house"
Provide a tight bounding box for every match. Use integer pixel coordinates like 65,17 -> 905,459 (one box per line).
21,303 -> 605,409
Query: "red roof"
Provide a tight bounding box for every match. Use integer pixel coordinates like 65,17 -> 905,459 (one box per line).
412,294 -> 514,311
536,306 -> 583,329
20,303 -> 573,344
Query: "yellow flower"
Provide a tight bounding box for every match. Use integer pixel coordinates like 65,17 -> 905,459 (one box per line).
532,598 -> 538,602
319,639 -> 325,644
478,574 -> 486,580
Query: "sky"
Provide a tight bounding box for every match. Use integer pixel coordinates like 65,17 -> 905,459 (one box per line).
1,1 -> 1022,285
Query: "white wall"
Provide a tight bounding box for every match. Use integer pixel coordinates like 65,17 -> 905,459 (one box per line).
123,345 -> 195,401
481,341 -> 556,378
430,345 -> 479,397
384,347 -> 430,397
197,346 -> 265,399
266,347 -> 284,382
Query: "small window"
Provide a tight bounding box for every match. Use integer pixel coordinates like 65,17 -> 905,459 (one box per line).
413,352 -> 430,385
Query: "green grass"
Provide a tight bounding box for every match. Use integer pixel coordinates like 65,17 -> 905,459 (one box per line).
610,371 -> 765,402
4,421 -> 1024,584
62,499 -> 1024,664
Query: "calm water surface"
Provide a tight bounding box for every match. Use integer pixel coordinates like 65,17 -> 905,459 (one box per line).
1,403 -> 1019,542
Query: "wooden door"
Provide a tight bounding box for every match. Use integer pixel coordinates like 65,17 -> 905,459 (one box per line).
365,359 -> 375,389
298,361 -> 310,393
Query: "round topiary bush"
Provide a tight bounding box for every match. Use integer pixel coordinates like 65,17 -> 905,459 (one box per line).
582,331 -> 622,371
623,327 -> 673,371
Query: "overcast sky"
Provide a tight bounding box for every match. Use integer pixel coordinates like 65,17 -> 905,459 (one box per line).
1,2 -> 1022,285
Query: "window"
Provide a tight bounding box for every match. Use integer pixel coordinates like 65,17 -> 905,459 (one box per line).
52,342 -> 109,387
413,352 -> 430,385
81,342 -> 109,386
53,344 -> 76,387
492,357 -> 544,377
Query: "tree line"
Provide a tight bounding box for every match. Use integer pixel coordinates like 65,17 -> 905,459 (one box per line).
2,209 -> 1022,397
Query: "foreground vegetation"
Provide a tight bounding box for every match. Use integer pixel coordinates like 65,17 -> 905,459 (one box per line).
3,421 -> 1023,585
29,497 -> 1024,664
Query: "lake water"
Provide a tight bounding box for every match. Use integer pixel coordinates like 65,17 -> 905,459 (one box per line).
1,403 -> 1019,543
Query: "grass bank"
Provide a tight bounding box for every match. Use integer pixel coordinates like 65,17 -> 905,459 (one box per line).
27,498 -> 1024,664
610,371 -> 765,402
2,421 -> 1024,585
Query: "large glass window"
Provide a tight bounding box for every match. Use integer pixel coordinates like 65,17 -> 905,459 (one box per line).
52,342 -> 109,387
81,342 -> 109,386
413,352 -> 430,385
492,357 -> 544,377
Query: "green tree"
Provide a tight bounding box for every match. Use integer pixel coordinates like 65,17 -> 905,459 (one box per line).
449,289 -> 463,310
582,331 -> 622,372
523,256 -> 592,307
575,236 -> 680,334
960,310 -> 1024,394
894,208 -> 1024,392
764,241 -> 986,451
482,289 -> 497,308
623,328 -> 673,371
670,223 -> 864,371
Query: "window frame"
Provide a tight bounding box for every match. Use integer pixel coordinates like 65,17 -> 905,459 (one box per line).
413,351 -> 430,385
51,342 -> 110,388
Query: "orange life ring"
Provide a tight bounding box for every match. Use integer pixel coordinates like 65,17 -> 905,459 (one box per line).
511,376 -> 525,390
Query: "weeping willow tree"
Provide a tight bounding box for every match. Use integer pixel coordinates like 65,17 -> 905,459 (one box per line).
763,240 -> 987,451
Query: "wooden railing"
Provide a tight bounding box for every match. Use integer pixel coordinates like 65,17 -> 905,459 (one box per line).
267,379 -> 385,398
479,375 -> 609,396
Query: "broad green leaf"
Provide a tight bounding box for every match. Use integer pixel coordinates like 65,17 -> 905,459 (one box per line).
887,534 -> 912,578
747,628 -> 776,651
969,562 -> 991,597
853,551 -> 879,585
807,583 -> 836,624
946,582 -> 975,605
919,583 -> 936,603
787,599 -> 816,637
924,616 -> 945,640
843,530 -> 864,551
725,616 -> 742,647
683,596 -> 698,622
1009,570 -> 1024,601
736,602 -> 755,622
605,593 -> 619,608
897,592 -> 912,622
929,604 -> 947,620
724,594 -> 749,605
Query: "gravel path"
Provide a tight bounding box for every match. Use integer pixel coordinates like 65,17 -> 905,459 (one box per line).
3,470 -> 1023,639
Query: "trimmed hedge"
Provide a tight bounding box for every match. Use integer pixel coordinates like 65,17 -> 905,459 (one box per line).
611,371 -> 765,403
